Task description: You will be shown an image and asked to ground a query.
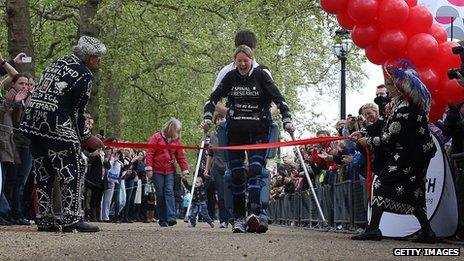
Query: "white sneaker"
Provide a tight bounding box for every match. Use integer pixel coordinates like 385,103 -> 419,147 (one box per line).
220,222 -> 228,228
232,218 -> 246,233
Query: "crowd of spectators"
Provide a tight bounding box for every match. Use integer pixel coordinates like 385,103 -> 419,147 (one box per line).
1,47 -> 464,238
269,114 -> 370,202
269,81 -> 463,216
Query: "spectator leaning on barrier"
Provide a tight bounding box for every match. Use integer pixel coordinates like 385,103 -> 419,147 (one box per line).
145,117 -> 189,227
355,102 -> 385,178
19,36 -> 106,232
351,61 -> 437,243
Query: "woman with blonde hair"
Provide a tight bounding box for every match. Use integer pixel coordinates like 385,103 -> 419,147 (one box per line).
145,118 -> 189,227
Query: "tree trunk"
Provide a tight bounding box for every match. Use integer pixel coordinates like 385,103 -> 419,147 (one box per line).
78,0 -> 102,133
104,72 -> 122,139
6,0 -> 35,75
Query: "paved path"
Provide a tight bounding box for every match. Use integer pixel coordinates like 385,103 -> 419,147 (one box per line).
0,222 -> 462,260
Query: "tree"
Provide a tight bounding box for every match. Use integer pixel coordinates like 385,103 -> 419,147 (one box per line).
6,0 -> 35,74
0,0 -> 367,164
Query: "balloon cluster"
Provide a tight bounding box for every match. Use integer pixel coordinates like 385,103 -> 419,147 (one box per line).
321,0 -> 464,122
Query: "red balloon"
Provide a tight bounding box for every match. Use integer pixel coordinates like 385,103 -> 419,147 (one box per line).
347,0 -> 379,25
438,79 -> 464,103
378,29 -> 408,58
337,10 -> 356,30
404,6 -> 433,36
365,45 -> 387,65
434,41 -> 461,76
428,24 -> 448,44
352,24 -> 381,49
407,33 -> 438,67
378,0 -> 409,29
429,97 -> 447,122
418,67 -> 440,92
321,0 -> 349,14
404,0 -> 417,7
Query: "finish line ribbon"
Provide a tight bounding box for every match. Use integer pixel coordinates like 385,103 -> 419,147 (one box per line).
104,136 -> 373,196
103,136 -> 345,151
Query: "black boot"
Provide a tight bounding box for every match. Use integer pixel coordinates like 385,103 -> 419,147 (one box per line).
413,230 -> 436,244
351,228 -> 382,241
412,208 -> 436,244
62,221 -> 100,233
37,225 -> 61,232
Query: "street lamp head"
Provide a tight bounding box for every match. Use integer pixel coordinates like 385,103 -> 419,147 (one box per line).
335,29 -> 351,36
342,39 -> 352,53
333,43 -> 343,57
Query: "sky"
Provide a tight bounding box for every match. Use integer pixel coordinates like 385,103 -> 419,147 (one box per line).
346,63 -> 384,117
280,61 -> 384,157
294,61 -> 384,137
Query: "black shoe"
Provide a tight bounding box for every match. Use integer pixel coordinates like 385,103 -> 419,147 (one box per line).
168,220 -> 177,226
413,230 -> 436,244
351,228 -> 382,241
257,217 -> 269,234
0,216 -> 12,226
37,225 -> 60,232
122,218 -> 133,223
159,221 -> 168,227
62,221 -> 100,233
17,218 -> 31,226
2,214 -> 18,225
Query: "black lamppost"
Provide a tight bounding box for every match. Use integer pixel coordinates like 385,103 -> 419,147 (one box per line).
332,29 -> 352,120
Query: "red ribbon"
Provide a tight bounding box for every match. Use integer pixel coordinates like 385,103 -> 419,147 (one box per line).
104,136 -> 374,199
365,147 -> 373,202
103,136 -> 345,151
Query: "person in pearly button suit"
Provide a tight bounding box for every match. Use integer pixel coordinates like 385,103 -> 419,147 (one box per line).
20,36 -> 106,232
352,60 -> 437,243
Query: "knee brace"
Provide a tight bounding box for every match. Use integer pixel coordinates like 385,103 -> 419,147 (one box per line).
248,164 -> 263,190
248,155 -> 265,189
260,168 -> 270,211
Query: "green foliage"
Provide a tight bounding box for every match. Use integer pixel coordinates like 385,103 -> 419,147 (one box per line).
1,0 -> 366,167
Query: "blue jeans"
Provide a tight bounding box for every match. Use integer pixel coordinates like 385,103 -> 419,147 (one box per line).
12,146 -> 32,219
123,179 -> 135,219
189,201 -> 212,226
153,173 -> 176,222
0,163 -> 12,216
211,166 -> 231,223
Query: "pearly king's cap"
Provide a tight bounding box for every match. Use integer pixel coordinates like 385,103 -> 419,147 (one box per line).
76,36 -> 107,57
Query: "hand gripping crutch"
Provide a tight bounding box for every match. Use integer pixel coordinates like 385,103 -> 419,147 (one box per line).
184,131 -> 207,222
290,132 -> 328,227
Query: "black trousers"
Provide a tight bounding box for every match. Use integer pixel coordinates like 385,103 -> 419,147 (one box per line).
226,128 -> 269,218
30,139 -> 86,228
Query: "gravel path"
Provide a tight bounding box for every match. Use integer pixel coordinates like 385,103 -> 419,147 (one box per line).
0,222 -> 462,260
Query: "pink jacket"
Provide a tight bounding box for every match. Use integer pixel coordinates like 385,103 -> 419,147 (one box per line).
145,132 -> 189,175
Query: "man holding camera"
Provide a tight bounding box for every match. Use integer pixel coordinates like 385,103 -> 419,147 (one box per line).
19,36 -> 106,232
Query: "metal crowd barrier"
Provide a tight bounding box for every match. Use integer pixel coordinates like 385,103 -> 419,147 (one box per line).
268,180 -> 368,230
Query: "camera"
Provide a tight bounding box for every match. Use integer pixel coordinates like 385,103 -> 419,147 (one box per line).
448,46 -> 464,80
374,95 -> 391,118
21,56 -> 32,63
